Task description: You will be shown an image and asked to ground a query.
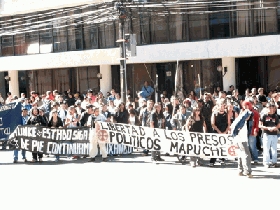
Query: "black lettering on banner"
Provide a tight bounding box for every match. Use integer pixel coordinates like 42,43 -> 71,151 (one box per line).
197,133 -> 205,144
124,125 -> 131,134
177,132 -> 185,141
147,137 -> 154,150
212,135 -> 218,146
116,133 -> 124,144
193,144 -> 201,155
202,146 -> 210,156
170,132 -> 178,140
204,134 -> 212,146
164,130 -> 172,140
189,132 -> 196,143
131,126 -> 139,136
107,123 -> 116,131
109,132 -> 115,143
153,139 -> 161,150
179,143 -> 186,154
211,147 -> 219,156
227,135 -> 234,143
186,144 -> 193,154
139,136 -> 145,149
218,136 -> 227,145
123,134 -> 131,145
220,147 -> 227,157
119,124 -> 126,134
100,122 -> 109,130
153,129 -> 160,138
139,127 -> 146,136
170,141 -> 178,153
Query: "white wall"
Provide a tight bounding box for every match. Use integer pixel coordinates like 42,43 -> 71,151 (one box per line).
222,57 -> 235,92
99,65 -> 112,94
0,35 -> 280,71
0,0 -> 109,16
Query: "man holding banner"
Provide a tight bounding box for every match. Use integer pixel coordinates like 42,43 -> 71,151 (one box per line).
87,107 -> 108,162
13,108 -> 28,163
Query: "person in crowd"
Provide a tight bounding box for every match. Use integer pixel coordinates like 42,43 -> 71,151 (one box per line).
107,89 -> 116,101
5,92 -> 13,104
183,98 -> 193,112
150,103 -> 165,162
65,105 -> 80,159
27,107 -> 47,163
87,107 -> 108,162
114,102 -> 129,124
80,104 -> 94,127
259,102 -> 280,168
75,100 -> 85,116
185,107 -> 206,167
39,108 -> 49,125
13,108 -> 29,163
128,109 -> 140,126
201,93 -> 215,134
108,100 -> 116,116
231,101 -> 253,178
66,92 -> 76,107
209,101 -> 230,167
114,93 -> 122,107
226,85 -> 234,96
58,102 -> 68,126
48,109 -> 64,162
100,103 -> 112,122
141,81 -> 154,100
227,102 -> 239,124
171,104 -> 192,163
97,91 -> 107,105
245,100 -> 260,164
0,93 -> 5,105
139,99 -> 154,155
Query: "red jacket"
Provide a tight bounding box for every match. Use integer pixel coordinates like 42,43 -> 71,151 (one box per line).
250,109 -> 260,135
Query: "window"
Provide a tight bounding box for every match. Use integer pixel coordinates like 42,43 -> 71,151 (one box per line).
169,14 -> 188,42
189,14 -> 208,41
1,17 -> 14,56
254,0 -> 277,35
39,17 -> 53,53
139,14 -> 150,45
53,13 -> 67,52
14,16 -> 27,55
67,10 -> 83,51
151,15 -> 168,43
209,3 -> 230,39
25,14 -> 39,55
232,2 -> 252,36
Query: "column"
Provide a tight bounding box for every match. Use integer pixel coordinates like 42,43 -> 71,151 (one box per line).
8,70 -> 19,97
99,65 -> 112,95
222,57 -> 236,92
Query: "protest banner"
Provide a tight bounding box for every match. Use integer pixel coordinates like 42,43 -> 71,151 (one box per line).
0,102 -> 22,140
98,122 -> 238,158
9,125 -> 132,155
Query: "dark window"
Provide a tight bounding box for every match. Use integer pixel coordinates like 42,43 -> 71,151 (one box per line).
14,16 -> 27,55
189,14 -> 208,41
209,4 -> 230,39
151,15 -> 168,43
1,17 -> 14,56
53,13 -> 67,52
169,14 -> 188,42
254,0 -> 277,35
139,14 -> 150,45
67,9 -> 83,51
232,2 -> 252,36
39,17 -> 53,53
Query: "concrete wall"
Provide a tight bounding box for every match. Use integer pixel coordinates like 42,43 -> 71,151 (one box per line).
0,35 -> 280,71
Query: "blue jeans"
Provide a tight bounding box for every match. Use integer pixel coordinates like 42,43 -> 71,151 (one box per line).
14,150 -> 26,161
262,133 -> 278,165
248,135 -> 258,161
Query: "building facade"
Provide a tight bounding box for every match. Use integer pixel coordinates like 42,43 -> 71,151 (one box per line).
0,0 -> 280,99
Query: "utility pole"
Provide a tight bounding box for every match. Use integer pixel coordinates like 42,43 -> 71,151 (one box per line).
115,1 -> 127,103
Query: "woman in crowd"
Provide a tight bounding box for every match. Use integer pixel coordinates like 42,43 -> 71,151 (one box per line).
48,109 -> 64,162
114,102 -> 129,124
128,109 -> 140,126
209,101 -> 230,167
27,107 -> 47,163
185,107 -> 207,167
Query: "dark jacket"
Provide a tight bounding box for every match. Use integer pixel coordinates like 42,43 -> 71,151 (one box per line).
48,116 -> 64,128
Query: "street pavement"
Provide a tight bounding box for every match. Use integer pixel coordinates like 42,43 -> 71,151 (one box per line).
0,143 -> 280,210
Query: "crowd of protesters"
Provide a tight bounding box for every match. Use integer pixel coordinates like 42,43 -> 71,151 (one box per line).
0,82 -> 280,176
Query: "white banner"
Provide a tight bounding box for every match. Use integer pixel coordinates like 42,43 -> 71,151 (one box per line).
97,122 -> 238,158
